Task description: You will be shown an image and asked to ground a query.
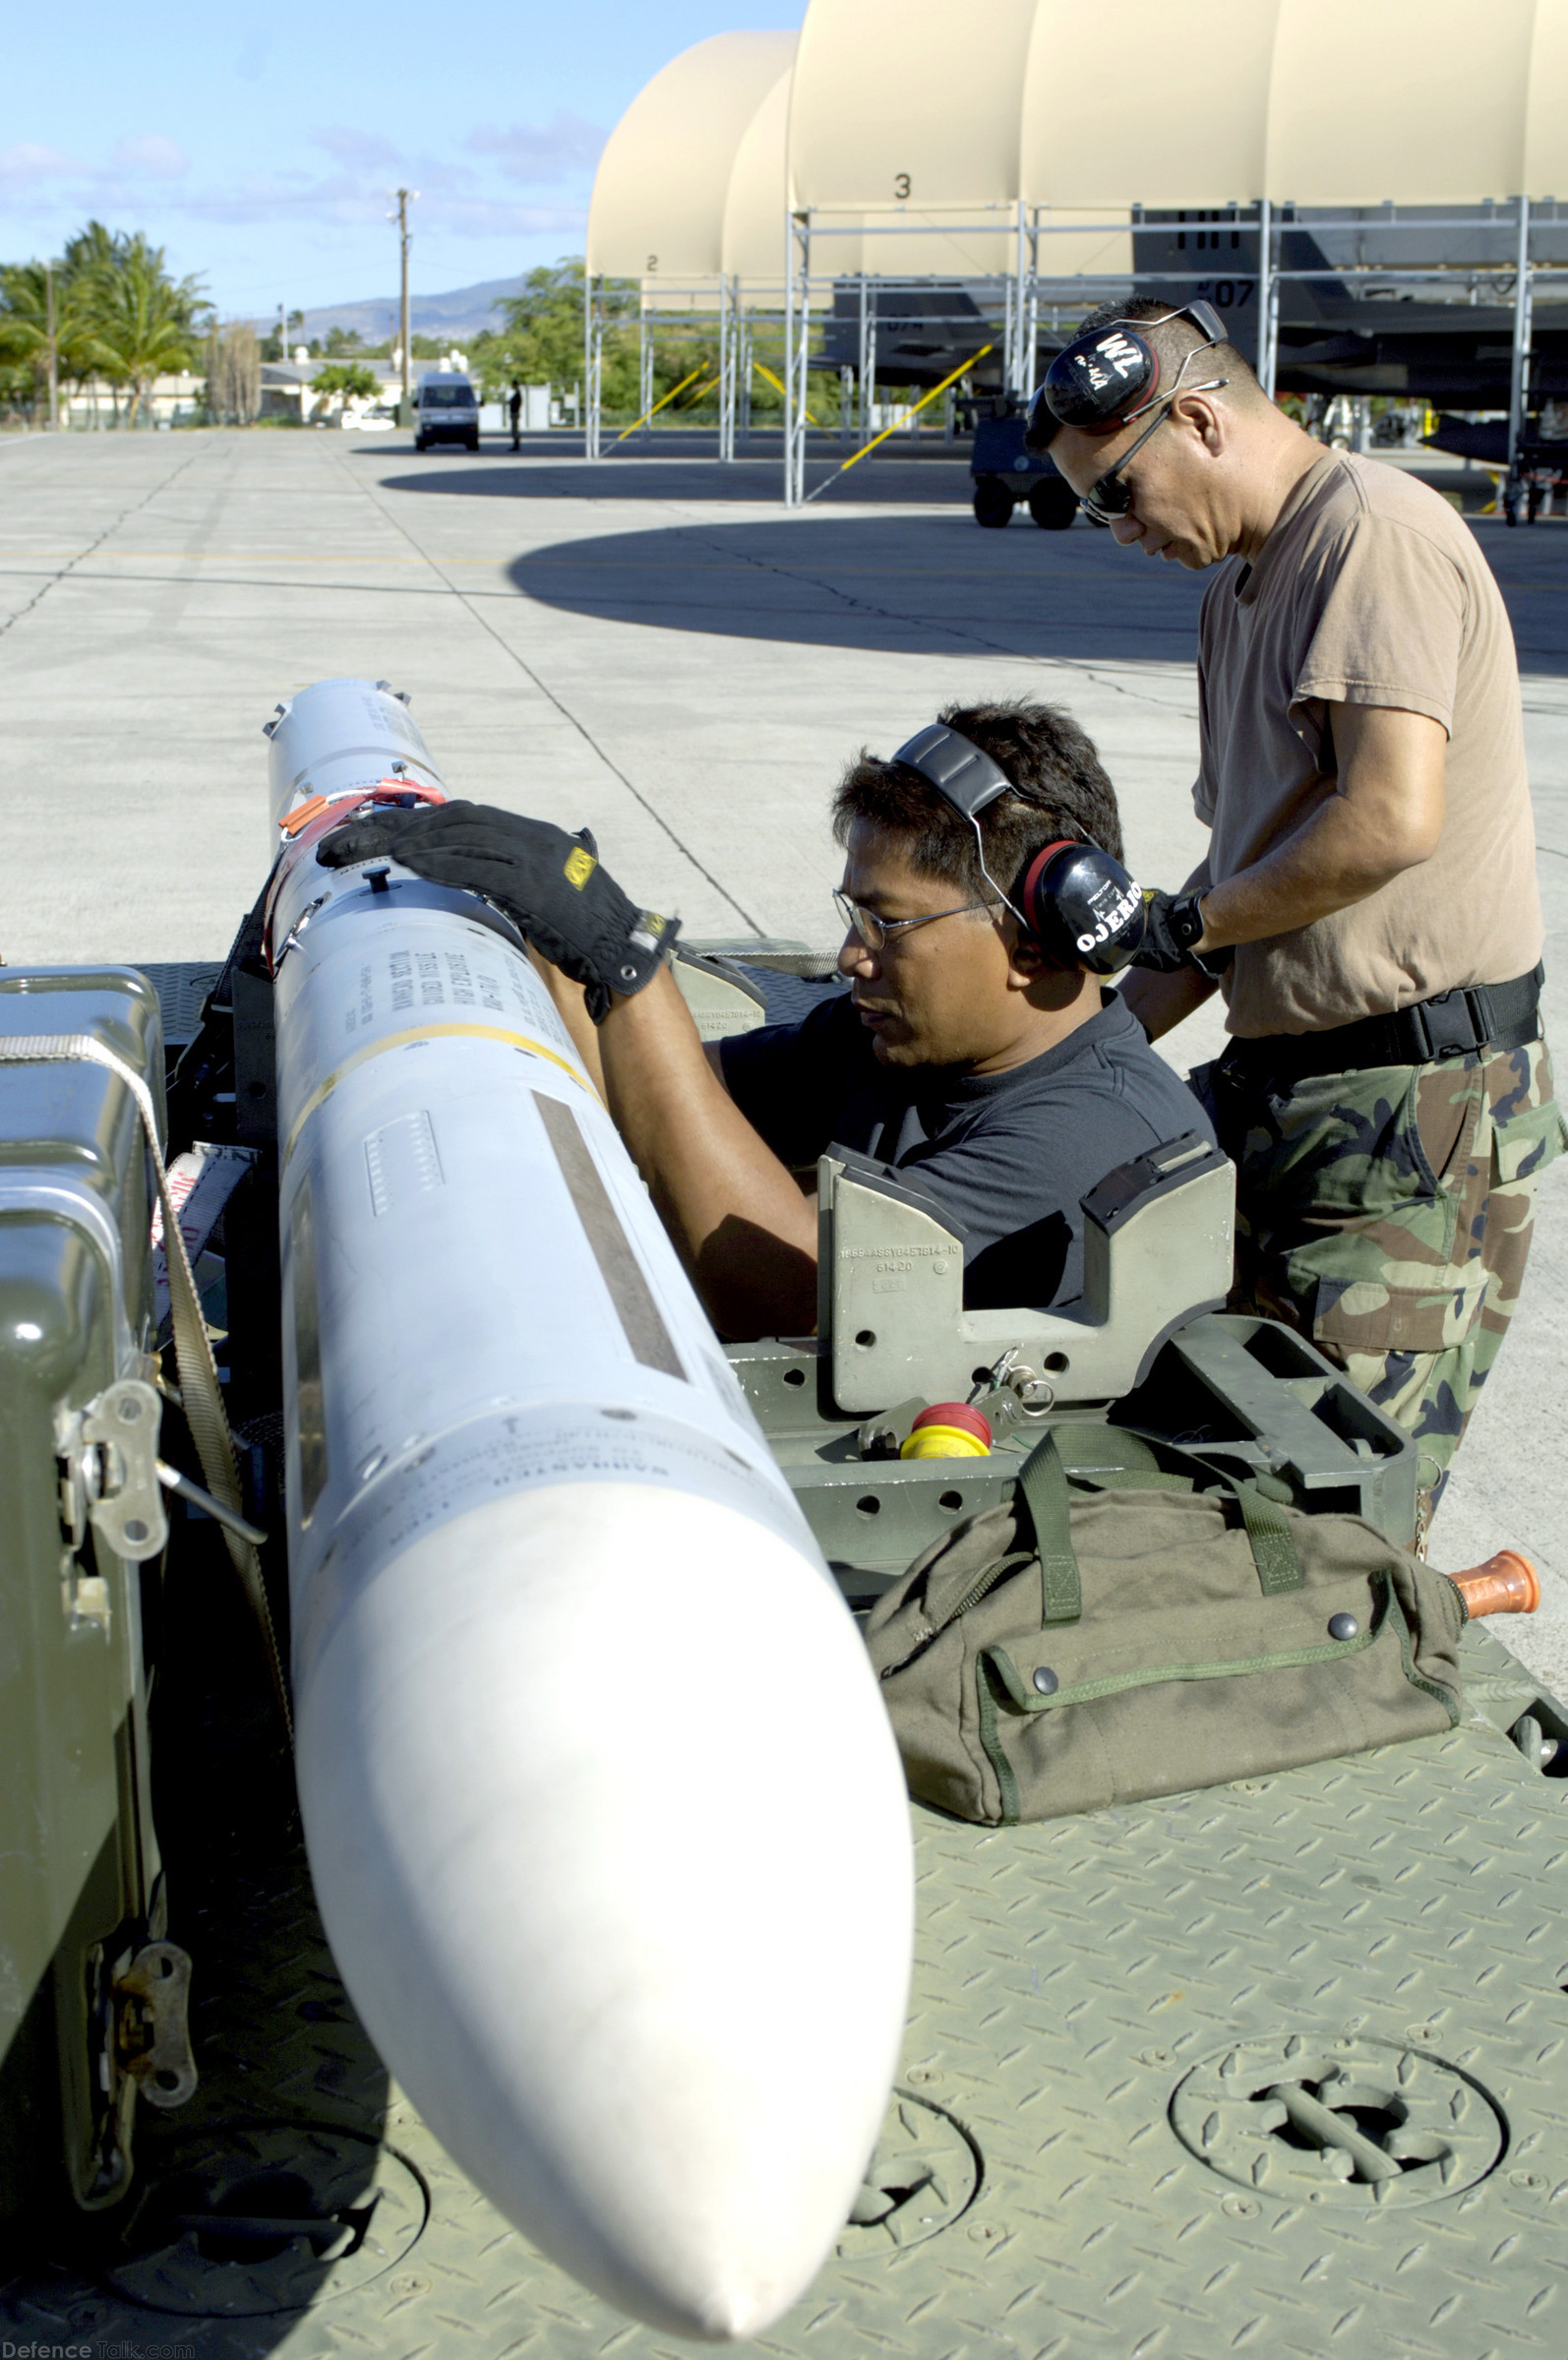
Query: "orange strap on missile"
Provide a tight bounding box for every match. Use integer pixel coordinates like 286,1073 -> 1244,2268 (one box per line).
279,778 -> 446,838
1447,1550 -> 1540,1619
280,793 -> 330,837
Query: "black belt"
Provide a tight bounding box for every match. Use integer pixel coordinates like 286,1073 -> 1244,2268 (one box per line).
1222,965 -> 1543,1083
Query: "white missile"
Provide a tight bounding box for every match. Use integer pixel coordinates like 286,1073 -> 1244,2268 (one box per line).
263,680 -> 914,2338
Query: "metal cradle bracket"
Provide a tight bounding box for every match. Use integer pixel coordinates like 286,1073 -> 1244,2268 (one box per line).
820,1132 -> 1236,1416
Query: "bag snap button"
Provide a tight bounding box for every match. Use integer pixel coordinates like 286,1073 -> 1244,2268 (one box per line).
1328,1612 -> 1359,1641
1032,1666 -> 1059,1694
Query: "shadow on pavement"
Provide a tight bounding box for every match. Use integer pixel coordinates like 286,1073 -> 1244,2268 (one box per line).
367,442 -> 1568,674
375,451 -> 975,508
505,509 -> 1210,663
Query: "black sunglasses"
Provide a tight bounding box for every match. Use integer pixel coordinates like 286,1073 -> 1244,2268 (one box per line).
1079,377 -> 1230,526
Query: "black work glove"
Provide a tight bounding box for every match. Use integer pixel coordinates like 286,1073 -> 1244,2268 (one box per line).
1131,889 -> 1234,979
317,802 -> 680,1021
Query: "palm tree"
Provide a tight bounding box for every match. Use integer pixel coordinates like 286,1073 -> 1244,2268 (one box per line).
85,236 -> 208,429
62,219 -> 131,282
63,223 -> 139,425
0,259 -> 100,425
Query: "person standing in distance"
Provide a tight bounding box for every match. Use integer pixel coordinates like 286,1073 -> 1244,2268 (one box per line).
508,379 -> 522,451
1029,298 -> 1564,1527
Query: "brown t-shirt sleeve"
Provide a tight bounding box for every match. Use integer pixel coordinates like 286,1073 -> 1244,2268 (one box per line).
1290,517 -> 1464,740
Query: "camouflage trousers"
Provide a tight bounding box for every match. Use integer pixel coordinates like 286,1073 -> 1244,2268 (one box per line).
1196,1037 -> 1566,1507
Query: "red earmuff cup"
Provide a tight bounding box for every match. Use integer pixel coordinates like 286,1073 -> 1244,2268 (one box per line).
1021,840 -> 1080,937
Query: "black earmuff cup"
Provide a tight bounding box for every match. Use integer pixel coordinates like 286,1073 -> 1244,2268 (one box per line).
1041,327 -> 1159,431
1037,301 -> 1228,437
1025,841 -> 1148,975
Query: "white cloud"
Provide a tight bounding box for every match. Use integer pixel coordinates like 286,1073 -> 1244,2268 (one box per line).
110,134 -> 189,180
181,184 -> 587,238
0,132 -> 187,196
0,142 -> 84,185
466,114 -> 604,186
0,124 -> 590,251
311,126 -> 401,170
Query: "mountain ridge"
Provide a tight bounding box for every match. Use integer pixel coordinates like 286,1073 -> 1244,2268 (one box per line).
252,274 -> 528,345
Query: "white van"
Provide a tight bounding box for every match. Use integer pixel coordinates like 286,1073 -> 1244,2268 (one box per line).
414,374 -> 481,453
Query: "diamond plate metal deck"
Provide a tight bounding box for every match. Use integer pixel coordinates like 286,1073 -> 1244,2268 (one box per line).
5,1620 -> 1565,2360
137,961 -> 224,1049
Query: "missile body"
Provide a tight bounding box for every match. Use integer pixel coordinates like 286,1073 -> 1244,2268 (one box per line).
265,680 -> 914,2338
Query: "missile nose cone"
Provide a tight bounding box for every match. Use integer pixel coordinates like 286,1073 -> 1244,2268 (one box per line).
694,2283 -> 792,2344
295,1484 -> 913,2339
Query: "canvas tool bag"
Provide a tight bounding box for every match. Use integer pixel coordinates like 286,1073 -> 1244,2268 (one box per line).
864,1428 -> 1466,1826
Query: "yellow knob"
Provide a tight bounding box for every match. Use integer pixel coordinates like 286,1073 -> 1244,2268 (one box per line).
899,1424 -> 991,1460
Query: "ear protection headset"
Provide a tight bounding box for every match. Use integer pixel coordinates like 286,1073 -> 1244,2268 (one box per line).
1030,298 -> 1229,438
889,723 -> 1147,975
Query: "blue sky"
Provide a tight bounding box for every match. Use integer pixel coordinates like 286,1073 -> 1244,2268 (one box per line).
5,2 -> 799,316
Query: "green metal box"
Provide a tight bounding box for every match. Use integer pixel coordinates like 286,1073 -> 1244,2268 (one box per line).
0,969 -> 175,2233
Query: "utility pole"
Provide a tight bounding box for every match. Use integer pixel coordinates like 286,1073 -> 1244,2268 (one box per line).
44,260 -> 59,431
392,188 -> 417,428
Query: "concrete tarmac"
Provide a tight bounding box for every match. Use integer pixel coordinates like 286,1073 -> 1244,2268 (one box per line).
2,425 -> 1564,1690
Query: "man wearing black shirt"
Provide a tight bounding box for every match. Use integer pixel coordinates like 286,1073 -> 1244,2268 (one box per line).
322,699 -> 1211,1340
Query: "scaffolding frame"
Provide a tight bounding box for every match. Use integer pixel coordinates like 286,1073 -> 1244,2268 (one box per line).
1250,200 -> 1565,472
584,197 -> 1561,503
583,272 -> 794,462
780,198 -> 1562,504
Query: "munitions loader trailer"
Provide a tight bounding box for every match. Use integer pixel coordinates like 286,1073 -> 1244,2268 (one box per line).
4,730 -> 1567,2360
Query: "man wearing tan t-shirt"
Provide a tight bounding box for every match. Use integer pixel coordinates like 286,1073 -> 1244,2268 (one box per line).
1030,297 -> 1564,1523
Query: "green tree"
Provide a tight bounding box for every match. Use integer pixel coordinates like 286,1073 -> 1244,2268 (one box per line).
480,257 -> 639,411
85,235 -> 208,427
310,361 -> 383,417
0,262 -> 94,422
1,222 -> 216,428
61,219 -> 131,282
0,220 -> 146,421
475,257 -> 839,431
2,222 -> 129,422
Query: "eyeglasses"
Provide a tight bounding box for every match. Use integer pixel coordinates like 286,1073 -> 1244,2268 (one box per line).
834,888 -> 997,953
1080,376 -> 1229,526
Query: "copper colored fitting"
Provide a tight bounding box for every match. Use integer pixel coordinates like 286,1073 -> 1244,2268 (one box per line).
1448,1550 -> 1541,1619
